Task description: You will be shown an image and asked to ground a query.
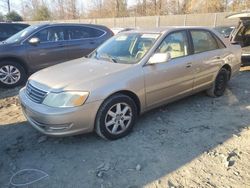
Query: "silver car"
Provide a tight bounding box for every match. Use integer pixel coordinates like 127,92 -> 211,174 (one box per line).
19,27 -> 242,140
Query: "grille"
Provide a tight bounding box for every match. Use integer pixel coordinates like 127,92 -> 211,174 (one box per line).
26,82 -> 47,103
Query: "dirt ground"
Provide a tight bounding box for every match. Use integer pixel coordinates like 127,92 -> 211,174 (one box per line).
0,68 -> 250,188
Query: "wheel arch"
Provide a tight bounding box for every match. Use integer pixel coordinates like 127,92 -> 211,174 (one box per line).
103,90 -> 141,115
221,64 -> 232,80
0,57 -> 29,74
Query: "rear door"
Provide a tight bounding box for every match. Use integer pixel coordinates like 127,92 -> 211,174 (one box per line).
188,29 -> 228,91
64,25 -> 107,61
143,30 -> 195,109
25,26 -> 68,70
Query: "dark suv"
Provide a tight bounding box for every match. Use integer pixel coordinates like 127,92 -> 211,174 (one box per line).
0,22 -> 29,41
0,23 -> 113,87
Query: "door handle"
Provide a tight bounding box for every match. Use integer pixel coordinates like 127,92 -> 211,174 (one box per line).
57,43 -> 65,48
186,62 -> 192,68
214,56 -> 221,59
89,41 -> 95,44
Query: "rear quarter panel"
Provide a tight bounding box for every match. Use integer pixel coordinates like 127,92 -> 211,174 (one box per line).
226,44 -> 242,77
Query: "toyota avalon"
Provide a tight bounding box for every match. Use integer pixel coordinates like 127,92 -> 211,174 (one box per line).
19,27 -> 241,140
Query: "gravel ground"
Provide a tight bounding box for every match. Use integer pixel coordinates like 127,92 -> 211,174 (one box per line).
0,68 -> 250,188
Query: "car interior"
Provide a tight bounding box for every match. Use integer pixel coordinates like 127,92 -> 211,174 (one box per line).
156,32 -> 188,59
191,31 -> 218,53
235,24 -> 250,47
34,28 -> 65,42
135,39 -> 153,59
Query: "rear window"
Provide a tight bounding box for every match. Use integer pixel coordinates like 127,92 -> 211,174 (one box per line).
67,26 -> 105,40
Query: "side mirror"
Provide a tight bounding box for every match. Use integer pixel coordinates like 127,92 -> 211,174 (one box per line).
28,37 -> 40,45
148,52 -> 171,64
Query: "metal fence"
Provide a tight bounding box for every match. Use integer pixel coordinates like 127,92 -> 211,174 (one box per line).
26,12 -> 239,28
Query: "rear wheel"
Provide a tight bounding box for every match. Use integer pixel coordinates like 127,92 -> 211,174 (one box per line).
0,61 -> 27,88
206,68 -> 229,97
95,94 -> 137,140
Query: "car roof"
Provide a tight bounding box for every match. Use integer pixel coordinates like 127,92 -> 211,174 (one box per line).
125,26 -> 213,34
32,23 -> 110,29
226,12 -> 250,19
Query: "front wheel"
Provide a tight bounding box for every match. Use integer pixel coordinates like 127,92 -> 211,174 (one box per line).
95,94 -> 138,140
0,61 -> 27,88
206,68 -> 229,97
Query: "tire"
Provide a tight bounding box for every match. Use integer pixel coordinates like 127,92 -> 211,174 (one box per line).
95,94 -> 138,140
0,61 -> 27,88
206,68 -> 229,97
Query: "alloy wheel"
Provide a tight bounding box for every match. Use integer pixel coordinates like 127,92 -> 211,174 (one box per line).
0,65 -> 21,85
105,102 -> 132,135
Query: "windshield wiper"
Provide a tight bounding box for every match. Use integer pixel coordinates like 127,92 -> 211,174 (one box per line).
99,53 -> 118,63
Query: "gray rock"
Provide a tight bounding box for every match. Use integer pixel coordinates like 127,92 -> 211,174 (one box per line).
96,171 -> 104,178
157,179 -> 162,185
38,136 -> 47,143
135,164 -> 141,171
228,160 -> 235,167
96,162 -> 110,171
234,171 -> 240,176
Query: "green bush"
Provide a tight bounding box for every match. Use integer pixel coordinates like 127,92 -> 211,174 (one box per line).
0,12 -> 4,21
5,11 -> 23,21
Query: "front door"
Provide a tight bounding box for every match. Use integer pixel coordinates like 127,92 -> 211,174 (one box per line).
143,30 -> 194,109
25,26 -> 68,71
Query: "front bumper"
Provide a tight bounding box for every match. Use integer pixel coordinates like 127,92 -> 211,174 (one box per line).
19,88 -> 103,136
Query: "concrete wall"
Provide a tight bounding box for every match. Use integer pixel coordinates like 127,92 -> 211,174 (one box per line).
26,12 -> 239,28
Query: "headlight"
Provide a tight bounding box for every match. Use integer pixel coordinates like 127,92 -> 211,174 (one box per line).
43,91 -> 89,108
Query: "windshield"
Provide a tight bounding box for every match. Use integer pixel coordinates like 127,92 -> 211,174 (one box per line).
90,33 -> 160,64
5,25 -> 39,44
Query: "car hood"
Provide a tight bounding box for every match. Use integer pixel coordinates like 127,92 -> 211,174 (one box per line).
29,57 -> 133,92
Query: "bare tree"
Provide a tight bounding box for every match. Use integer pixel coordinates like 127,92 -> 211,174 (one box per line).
0,0 -> 10,13
67,0 -> 78,19
53,0 -> 66,19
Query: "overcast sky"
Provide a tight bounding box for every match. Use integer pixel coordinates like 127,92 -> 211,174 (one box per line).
0,0 -> 136,15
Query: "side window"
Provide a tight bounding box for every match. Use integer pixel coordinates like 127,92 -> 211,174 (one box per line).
191,30 -> 219,53
213,35 -> 226,49
83,27 -> 105,38
32,27 -> 66,42
68,26 -> 105,40
156,31 -> 189,59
